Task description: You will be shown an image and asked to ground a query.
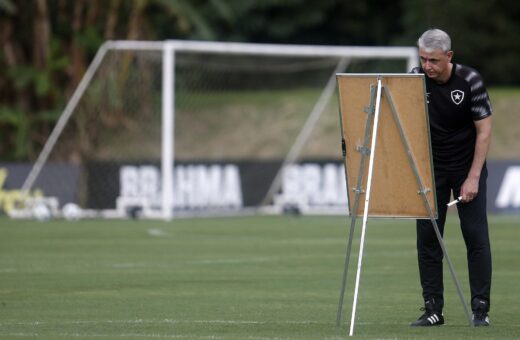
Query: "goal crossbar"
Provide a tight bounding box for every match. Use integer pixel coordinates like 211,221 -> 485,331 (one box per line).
106,40 -> 417,67
21,40 -> 418,220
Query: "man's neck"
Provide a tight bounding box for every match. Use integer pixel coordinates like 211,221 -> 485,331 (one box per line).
436,63 -> 453,84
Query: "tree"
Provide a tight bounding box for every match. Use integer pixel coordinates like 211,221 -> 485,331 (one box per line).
1,0 -> 519,162
0,0 -> 240,161
400,0 -> 520,84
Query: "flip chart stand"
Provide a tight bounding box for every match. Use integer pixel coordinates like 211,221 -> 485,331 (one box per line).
335,76 -> 473,336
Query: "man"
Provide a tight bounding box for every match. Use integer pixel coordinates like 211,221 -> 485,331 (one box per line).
410,28 -> 493,327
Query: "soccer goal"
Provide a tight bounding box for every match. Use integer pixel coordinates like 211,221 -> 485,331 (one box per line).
15,40 -> 417,220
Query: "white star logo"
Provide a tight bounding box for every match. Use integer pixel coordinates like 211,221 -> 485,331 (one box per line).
451,90 -> 464,105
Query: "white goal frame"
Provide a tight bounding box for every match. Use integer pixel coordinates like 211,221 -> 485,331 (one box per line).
21,40 -> 418,220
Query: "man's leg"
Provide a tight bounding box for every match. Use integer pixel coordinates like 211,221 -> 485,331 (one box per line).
412,174 -> 450,329
416,175 -> 450,307
454,167 -> 492,310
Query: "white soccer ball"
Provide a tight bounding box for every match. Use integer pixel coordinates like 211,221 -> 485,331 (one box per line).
62,203 -> 82,221
33,203 -> 51,221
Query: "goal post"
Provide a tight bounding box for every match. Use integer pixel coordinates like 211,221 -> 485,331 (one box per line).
16,40 -> 418,220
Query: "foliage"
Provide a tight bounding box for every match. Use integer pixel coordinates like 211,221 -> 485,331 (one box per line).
400,0 -> 520,85
1,0 -> 519,161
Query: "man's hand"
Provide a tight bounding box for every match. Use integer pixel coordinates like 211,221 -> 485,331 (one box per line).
460,176 -> 479,202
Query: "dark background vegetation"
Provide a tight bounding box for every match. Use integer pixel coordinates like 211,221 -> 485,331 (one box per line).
1,0 -> 519,161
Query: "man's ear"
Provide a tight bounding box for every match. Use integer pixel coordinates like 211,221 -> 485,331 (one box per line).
446,50 -> 454,61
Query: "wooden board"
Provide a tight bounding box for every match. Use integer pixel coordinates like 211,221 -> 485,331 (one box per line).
337,74 -> 437,218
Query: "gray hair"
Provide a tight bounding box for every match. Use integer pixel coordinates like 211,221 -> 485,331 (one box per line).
417,29 -> 451,53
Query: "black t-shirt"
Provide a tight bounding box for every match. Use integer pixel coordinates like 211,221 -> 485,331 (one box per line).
411,63 -> 492,173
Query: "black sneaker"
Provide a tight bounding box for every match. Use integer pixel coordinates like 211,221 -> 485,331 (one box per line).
411,299 -> 445,327
472,298 -> 490,327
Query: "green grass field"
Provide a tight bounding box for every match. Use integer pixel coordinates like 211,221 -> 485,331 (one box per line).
99,87 -> 520,162
1,214 -> 519,339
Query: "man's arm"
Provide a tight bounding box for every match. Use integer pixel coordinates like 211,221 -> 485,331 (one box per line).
460,116 -> 492,202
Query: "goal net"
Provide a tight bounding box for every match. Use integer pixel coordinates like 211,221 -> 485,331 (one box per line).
13,40 -> 417,220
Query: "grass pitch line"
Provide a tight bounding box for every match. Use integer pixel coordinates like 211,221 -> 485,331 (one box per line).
3,333 -> 39,337
192,257 -> 272,265
3,333 -> 227,339
109,256 -> 273,268
147,228 -> 169,237
0,319 -> 329,326
3,333 -> 303,339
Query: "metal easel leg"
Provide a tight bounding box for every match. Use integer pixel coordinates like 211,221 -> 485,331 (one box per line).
348,77 -> 384,336
336,84 -> 377,328
336,203 -> 359,328
424,203 -> 474,327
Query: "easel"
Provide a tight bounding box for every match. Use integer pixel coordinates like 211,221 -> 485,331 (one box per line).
335,74 -> 473,336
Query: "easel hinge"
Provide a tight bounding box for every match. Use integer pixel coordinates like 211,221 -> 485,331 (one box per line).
352,187 -> 365,194
418,188 -> 431,195
356,145 -> 370,155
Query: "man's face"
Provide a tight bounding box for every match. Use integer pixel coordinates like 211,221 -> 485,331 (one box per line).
419,48 -> 453,83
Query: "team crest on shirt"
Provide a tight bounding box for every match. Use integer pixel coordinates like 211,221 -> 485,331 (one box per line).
451,90 -> 465,105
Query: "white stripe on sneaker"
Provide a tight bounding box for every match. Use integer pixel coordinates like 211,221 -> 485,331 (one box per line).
427,314 -> 439,324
